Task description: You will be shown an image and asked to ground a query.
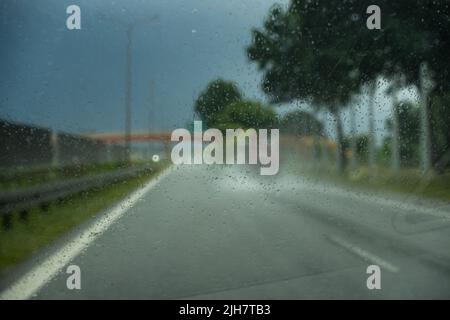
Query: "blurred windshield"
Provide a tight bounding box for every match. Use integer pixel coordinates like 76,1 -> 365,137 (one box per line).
1,0 -> 450,300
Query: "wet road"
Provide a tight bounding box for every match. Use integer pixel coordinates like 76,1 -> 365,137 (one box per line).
2,164 -> 450,299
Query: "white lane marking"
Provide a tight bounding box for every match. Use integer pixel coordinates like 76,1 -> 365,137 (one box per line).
327,235 -> 400,273
0,165 -> 175,300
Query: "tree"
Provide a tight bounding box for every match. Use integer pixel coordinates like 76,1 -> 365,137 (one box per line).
248,0 -> 450,175
247,2 -> 359,174
354,134 -> 370,164
385,81 -> 401,173
280,110 -> 323,137
281,110 -> 324,162
212,100 -> 278,131
385,102 -> 421,167
429,90 -> 450,173
369,1 -> 450,173
194,79 -> 242,127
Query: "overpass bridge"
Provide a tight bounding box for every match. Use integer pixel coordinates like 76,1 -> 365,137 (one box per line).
82,132 -> 172,144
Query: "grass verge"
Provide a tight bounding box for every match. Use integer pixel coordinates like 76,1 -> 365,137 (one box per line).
0,161 -> 169,274
345,166 -> 450,201
305,165 -> 450,202
281,150 -> 450,202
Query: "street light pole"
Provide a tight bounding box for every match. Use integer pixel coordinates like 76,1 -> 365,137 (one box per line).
122,16 -> 159,163
94,13 -> 159,164
124,25 -> 133,163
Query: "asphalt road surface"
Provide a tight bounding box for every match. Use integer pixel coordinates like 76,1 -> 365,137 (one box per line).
2,163 -> 450,299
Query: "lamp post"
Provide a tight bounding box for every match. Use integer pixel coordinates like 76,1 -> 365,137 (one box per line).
124,25 -> 133,162
124,15 -> 159,163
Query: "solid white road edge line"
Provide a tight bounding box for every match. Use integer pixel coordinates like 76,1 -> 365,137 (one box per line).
0,165 -> 175,300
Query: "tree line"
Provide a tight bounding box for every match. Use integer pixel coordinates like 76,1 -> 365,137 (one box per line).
193,1 -> 450,176
246,0 -> 450,175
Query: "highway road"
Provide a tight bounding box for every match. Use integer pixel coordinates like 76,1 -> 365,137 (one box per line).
2,163 -> 450,299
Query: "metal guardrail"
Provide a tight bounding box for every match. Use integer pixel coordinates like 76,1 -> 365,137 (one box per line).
0,165 -> 153,228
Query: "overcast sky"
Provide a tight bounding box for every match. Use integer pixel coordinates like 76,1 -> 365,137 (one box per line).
0,0 -> 417,144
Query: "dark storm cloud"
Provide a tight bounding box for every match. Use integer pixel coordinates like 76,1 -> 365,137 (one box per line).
0,0 -> 286,134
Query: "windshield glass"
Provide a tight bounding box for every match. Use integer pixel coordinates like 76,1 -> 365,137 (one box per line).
1,0 -> 450,300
